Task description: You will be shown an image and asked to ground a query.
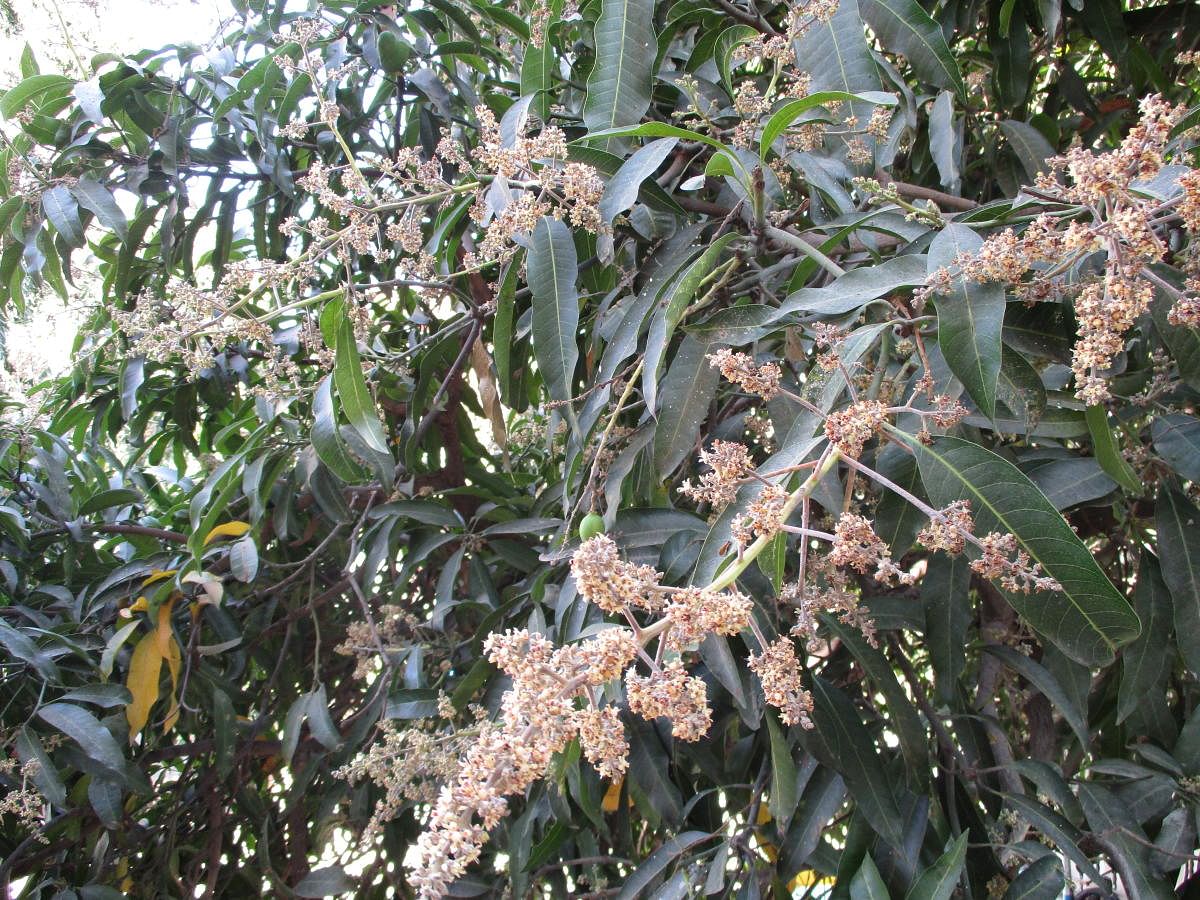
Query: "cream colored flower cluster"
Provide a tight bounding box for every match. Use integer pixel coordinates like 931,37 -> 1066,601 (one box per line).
408,626 -> 637,897
919,94 -> 1200,403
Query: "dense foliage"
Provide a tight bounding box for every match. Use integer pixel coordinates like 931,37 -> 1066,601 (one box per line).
3,0 -> 1200,896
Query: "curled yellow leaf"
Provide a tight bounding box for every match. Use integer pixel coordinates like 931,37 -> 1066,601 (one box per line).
162,632 -> 182,734
202,520 -> 251,546
125,633 -> 162,740
141,568 -> 177,588
601,778 -> 623,813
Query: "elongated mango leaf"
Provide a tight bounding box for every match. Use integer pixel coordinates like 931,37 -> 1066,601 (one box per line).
761,93 -> 899,161
929,224 -> 1004,420
983,644 -> 1088,746
1152,414 -> 1200,482
1004,857 -> 1064,900
1156,489 -> 1200,678
41,185 -> 85,249
803,677 -> 906,849
1117,553 -> 1173,724
1085,405 -> 1141,494
850,855 -> 889,900
861,0 -> 966,98
905,833 -> 968,900
898,431 -> 1139,665
70,178 -> 128,243
528,216 -> 580,403
714,24 -> 759,96
796,0 -> 882,96
642,232 -> 739,413
1077,783 -> 1175,900
334,314 -> 393,460
765,711 -> 799,829
653,335 -> 719,477
311,375 -> 367,483
923,552 -> 971,703
599,137 -> 679,225
582,0 -> 656,133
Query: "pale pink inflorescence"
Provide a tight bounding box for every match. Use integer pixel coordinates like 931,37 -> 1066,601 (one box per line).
917,93 -> 1200,404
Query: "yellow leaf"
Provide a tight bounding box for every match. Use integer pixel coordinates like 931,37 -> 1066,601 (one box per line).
162,633 -> 182,734
141,569 -> 177,588
155,598 -> 175,660
759,840 -> 778,863
125,633 -> 162,740
602,778 -> 623,813
756,803 -> 773,825
202,520 -> 251,546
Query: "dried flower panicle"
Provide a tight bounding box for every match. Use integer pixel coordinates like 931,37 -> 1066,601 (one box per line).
828,513 -> 915,586
970,533 -> 1062,594
731,484 -> 788,549
748,637 -> 814,727
824,400 -> 888,458
917,500 -> 974,554
408,627 -> 638,897
709,348 -> 782,400
679,440 -> 754,507
625,660 -> 712,741
571,535 -> 662,613
664,586 -> 754,649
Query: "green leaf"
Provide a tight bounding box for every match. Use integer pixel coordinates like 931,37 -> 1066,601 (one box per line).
899,432 -> 1139,665
41,185 -> 85,249
69,179 -> 128,243
999,120 -> 1056,184
850,855 -> 890,900
582,0 -> 656,134
1022,457 -> 1116,510
929,224 -> 1004,420
1004,857 -> 1064,900
714,24 -> 759,95
598,137 -> 678,224
14,726 -> 67,808
861,0 -> 965,98
804,677 -> 906,849
333,313 -> 393,462
625,714 -> 683,826
766,711 -> 799,829
762,94 -> 898,160
1118,554 -> 1173,724
923,552 -> 971,704
642,232 -> 739,413
0,73 -> 73,119
1156,489 -> 1200,679
653,335 -> 719,477
905,832 -> 967,900
1084,405 -> 1141,494
579,123 -> 747,184
1152,414 -> 1200,482
795,0 -> 882,97
311,375 -> 367,483
528,216 -> 580,404
492,251 -> 523,404
1077,783 -> 1175,900
38,702 -> 125,774
1003,793 -> 1108,888
294,865 -> 356,898
79,488 -> 142,515
996,346 -> 1046,425
777,252 -> 926,317
615,830 -> 709,899
983,644 -> 1088,747
823,615 -> 929,790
